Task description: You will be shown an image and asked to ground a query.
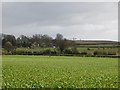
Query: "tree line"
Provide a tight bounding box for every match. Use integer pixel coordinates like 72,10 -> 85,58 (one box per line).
1,33 -> 119,57
1,33 -> 75,53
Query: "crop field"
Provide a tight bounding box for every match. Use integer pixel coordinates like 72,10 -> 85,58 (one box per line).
2,55 -> 118,88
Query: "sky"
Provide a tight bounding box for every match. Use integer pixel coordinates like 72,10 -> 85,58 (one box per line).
2,2 -> 118,41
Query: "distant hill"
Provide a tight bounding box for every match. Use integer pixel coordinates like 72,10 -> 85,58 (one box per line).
74,40 -> 118,45
74,40 -> 119,48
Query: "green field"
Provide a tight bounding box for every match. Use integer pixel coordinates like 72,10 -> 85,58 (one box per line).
2,55 -> 118,88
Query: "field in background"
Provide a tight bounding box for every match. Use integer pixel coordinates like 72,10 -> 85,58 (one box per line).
2,47 -> 119,58
2,55 -> 118,88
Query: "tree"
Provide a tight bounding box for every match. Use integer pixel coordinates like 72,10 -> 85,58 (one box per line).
20,35 -> 30,48
41,34 -> 53,47
16,37 -> 22,48
55,33 -> 73,53
30,34 -> 42,47
4,41 -> 13,52
55,33 -> 63,40
2,34 -> 16,48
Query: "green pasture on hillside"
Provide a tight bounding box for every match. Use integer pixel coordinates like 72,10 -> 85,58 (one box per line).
2,55 -> 118,88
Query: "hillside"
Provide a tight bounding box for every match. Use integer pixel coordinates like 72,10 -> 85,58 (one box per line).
74,40 -> 119,48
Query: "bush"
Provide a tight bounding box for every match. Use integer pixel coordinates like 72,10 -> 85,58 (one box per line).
64,48 -> 79,55
27,51 -> 33,55
33,51 -> 43,55
4,41 -> 13,52
43,49 -> 51,55
80,51 -> 87,55
71,47 -> 79,54
94,51 -> 108,56
107,51 -> 116,55
2,50 -> 7,55
87,48 -> 90,50
11,50 -> 16,55
64,48 -> 73,54
86,52 -> 94,56
15,50 -> 24,55
51,50 -> 57,55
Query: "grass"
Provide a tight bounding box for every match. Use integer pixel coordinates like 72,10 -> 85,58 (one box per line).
2,55 -> 118,88
16,47 -> 56,52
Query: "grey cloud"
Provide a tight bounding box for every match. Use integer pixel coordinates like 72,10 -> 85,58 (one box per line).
2,2 -> 118,41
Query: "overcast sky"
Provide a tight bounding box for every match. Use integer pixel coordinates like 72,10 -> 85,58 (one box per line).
2,2 -> 118,41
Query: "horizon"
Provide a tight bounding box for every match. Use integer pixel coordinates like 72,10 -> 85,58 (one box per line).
1,33 -> 118,42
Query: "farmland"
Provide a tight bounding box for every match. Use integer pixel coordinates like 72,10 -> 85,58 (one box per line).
2,55 -> 118,88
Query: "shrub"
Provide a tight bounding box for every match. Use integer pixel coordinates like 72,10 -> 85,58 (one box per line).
107,51 -> 116,55
15,50 -> 24,55
11,50 -> 16,55
33,51 -> 39,55
94,51 -> 108,56
87,48 -> 90,50
51,50 -> 57,55
71,47 -> 79,54
27,51 -> 33,55
43,49 -> 51,55
4,41 -> 13,52
80,51 -> 87,55
87,52 -> 94,56
64,48 -> 72,54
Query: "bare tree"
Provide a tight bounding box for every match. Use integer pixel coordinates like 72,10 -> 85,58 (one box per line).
55,33 -> 73,53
